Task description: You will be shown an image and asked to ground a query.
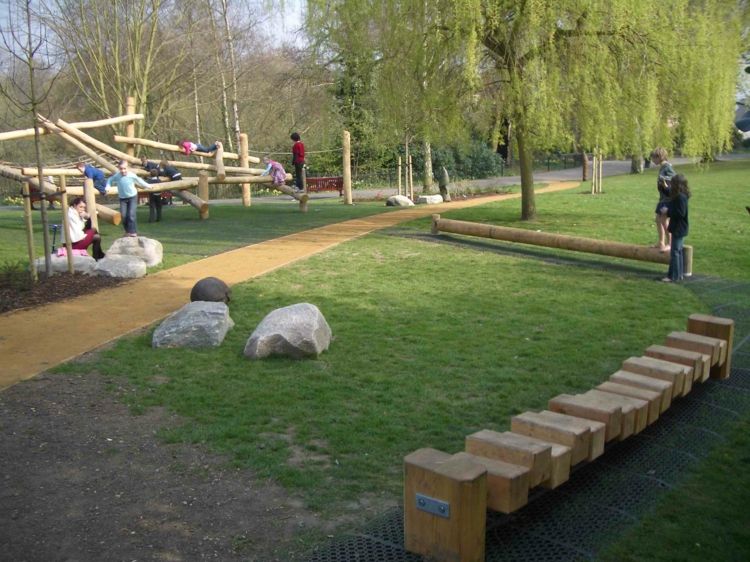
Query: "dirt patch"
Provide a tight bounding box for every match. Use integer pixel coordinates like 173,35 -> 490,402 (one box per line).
0,272 -> 126,315
0,370 -> 328,561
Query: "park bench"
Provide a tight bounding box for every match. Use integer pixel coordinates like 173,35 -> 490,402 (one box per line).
403,313 -> 734,562
306,176 -> 343,195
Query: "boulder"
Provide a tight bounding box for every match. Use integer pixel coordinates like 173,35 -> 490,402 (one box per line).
107,236 -> 163,267
94,254 -> 147,278
190,277 -> 231,303
416,194 -> 444,205
152,301 -> 234,348
244,303 -> 332,360
34,254 -> 96,276
385,195 -> 415,207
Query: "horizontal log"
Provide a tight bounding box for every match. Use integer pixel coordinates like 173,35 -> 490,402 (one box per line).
431,215 -> 693,275
0,113 -> 144,142
173,189 -> 209,216
95,203 -> 121,226
22,168 -> 87,176
113,135 -> 247,161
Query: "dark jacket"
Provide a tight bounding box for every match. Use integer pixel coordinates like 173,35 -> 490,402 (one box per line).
667,193 -> 689,238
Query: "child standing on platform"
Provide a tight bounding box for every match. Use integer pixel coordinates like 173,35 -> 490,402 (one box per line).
105,160 -> 153,237
650,147 -> 676,251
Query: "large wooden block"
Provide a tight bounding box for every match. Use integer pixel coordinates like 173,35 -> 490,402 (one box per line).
687,314 -> 735,380
465,430 -> 551,488
596,381 -> 661,425
404,448 -> 487,562
645,345 -> 708,386
610,370 -> 673,413
622,356 -> 690,398
515,410 -> 605,461
506,434 -> 572,489
548,393 -> 623,442
584,389 -> 648,434
665,331 -> 727,369
511,411 -> 589,465
452,452 -> 530,513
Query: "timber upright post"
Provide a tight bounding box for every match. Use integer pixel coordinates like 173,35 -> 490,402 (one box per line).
404,448 -> 487,562
198,171 -> 210,220
125,96 -> 136,158
83,179 -> 99,233
239,133 -> 251,206
397,156 -> 402,196
59,176 -> 74,273
342,130 -> 352,205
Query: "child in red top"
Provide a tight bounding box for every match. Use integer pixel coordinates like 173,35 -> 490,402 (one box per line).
290,132 -> 305,191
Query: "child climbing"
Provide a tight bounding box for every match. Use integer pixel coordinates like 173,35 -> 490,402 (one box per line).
649,147 -> 676,252
145,168 -> 163,223
178,139 -> 222,156
261,155 -> 287,187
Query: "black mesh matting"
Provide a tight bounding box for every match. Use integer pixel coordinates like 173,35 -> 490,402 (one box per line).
303,279 -> 750,561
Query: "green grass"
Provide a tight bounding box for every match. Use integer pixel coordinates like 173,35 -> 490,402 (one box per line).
17,158 -> 750,556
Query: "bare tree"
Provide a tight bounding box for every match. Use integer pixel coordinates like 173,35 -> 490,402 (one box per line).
0,0 -> 62,276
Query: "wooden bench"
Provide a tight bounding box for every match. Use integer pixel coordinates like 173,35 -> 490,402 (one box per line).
306,176 -> 343,195
403,314 -> 734,562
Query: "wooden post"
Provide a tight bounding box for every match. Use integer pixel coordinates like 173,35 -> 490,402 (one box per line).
198,171 -> 210,220
239,133 -> 251,206
404,448 -> 486,562
687,314 -> 734,380
83,179 -> 99,233
214,144 -> 226,181
397,156 -> 402,196
125,96 -> 136,157
342,130 -> 352,205
22,182 -> 37,282
59,176 -> 74,273
408,154 -> 414,201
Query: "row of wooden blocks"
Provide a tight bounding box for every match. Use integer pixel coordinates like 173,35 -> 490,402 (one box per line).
403,313 -> 734,562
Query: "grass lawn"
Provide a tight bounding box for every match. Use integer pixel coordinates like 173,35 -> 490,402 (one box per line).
10,159 -> 750,558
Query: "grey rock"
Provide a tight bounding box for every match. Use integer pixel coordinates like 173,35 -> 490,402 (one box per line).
107,236 -> 163,267
34,254 -> 96,276
244,303 -> 331,360
385,195 -> 415,207
152,301 -> 234,348
94,254 -> 147,278
191,277 -> 231,303
416,194 -> 444,205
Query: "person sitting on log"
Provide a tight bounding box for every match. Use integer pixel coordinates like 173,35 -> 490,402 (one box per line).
261,155 -> 287,187
178,139 -> 222,156
61,197 -> 105,260
75,161 -> 107,195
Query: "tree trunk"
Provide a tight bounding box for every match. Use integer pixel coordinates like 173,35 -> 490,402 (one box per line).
220,0 -> 240,153
516,122 -> 536,221
207,1 -> 231,150
422,140 -> 433,193
582,151 -> 590,181
630,154 -> 644,174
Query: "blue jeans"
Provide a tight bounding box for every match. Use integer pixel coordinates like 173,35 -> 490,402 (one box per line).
196,142 -> 217,153
667,236 -> 685,281
119,195 -> 138,234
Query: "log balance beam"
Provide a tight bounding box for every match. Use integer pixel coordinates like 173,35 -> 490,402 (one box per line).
404,314 -> 733,561
431,214 -> 693,276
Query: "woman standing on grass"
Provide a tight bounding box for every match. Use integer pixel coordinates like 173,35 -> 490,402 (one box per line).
105,160 -> 152,237
660,173 -> 690,283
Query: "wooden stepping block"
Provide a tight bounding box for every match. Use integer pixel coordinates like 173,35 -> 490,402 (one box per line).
583,389 -> 648,434
610,370 -> 673,413
645,345 -> 708,385
506,434 -> 571,489
596,381 -> 661,425
665,330 -> 727,369
465,430 -> 551,488
548,394 -> 623,442
687,313 -> 735,380
622,356 -> 691,398
404,448 -> 486,562
512,410 -> 605,462
452,452 -> 530,513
